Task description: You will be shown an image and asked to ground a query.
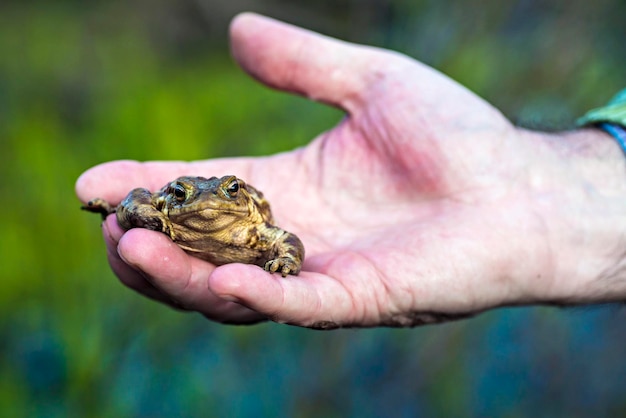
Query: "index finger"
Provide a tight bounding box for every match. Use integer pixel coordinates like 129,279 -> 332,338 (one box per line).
75,158 -> 255,205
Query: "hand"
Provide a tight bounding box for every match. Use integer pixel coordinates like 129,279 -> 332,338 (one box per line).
75,13 -> 626,328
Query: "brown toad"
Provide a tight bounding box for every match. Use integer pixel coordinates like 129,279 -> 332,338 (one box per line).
83,175 -> 304,277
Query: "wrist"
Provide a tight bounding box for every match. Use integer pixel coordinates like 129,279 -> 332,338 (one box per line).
525,127 -> 626,304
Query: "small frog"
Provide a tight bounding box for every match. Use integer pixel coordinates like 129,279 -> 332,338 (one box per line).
83,175 -> 304,277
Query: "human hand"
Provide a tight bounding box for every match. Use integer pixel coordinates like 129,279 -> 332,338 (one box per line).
76,13 -> 626,328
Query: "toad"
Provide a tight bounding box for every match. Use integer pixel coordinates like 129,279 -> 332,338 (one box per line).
82,175 -> 304,277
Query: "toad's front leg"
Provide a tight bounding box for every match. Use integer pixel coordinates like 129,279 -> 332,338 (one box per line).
264,227 -> 305,277
116,188 -> 174,238
82,198 -> 116,220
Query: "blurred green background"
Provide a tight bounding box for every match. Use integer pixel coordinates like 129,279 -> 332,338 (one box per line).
2,0 -> 625,416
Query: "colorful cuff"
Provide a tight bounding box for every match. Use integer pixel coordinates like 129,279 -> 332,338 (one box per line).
577,88 -> 626,153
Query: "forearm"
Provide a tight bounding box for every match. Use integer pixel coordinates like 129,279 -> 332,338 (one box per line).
524,127 -> 626,304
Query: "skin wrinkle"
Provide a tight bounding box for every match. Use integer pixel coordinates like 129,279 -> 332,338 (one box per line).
595,242 -> 626,298
178,265 -> 208,310
307,133 -> 374,241
206,291 -> 266,324
330,61 -> 365,114
516,137 -> 584,301
336,252 -> 390,326
310,133 -> 330,211
334,133 -> 395,202
285,148 -> 314,231
321,117 -> 420,206
316,262 -> 355,324
200,295 -> 251,322
356,106 -> 446,198
358,251 -> 399,325
369,213 -> 475,309
308,281 -> 326,325
306,255 -> 361,327
285,35 -> 313,101
206,271 -> 268,323
374,232 -> 439,313
255,276 -> 291,325
270,148 -> 329,251
525,203 -> 557,302
303,276 -> 336,327
453,206 -> 511,306
340,255 -> 375,326
328,67 -> 354,112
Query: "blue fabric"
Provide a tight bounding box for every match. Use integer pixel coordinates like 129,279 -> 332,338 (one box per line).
599,122 -> 626,155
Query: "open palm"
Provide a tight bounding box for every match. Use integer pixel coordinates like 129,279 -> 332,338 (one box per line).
77,13 -> 615,328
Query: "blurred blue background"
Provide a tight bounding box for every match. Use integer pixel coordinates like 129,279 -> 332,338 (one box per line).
2,0 -> 626,416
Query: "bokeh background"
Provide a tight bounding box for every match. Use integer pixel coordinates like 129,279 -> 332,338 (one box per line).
2,0 -> 626,416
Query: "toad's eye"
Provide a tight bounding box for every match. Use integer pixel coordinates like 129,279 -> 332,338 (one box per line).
226,180 -> 239,197
173,184 -> 186,201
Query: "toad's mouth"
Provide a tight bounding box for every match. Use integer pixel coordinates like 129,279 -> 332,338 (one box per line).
155,194 -> 248,215
163,205 -> 249,217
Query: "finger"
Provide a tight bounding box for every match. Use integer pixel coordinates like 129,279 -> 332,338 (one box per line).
229,13 -> 390,112
208,263 -> 359,329
101,216 -> 174,305
116,227 -> 265,323
76,158 -> 255,204
229,14 -> 513,132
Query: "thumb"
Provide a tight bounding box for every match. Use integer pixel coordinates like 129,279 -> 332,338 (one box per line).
229,12 -> 386,113
228,13 -> 510,131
